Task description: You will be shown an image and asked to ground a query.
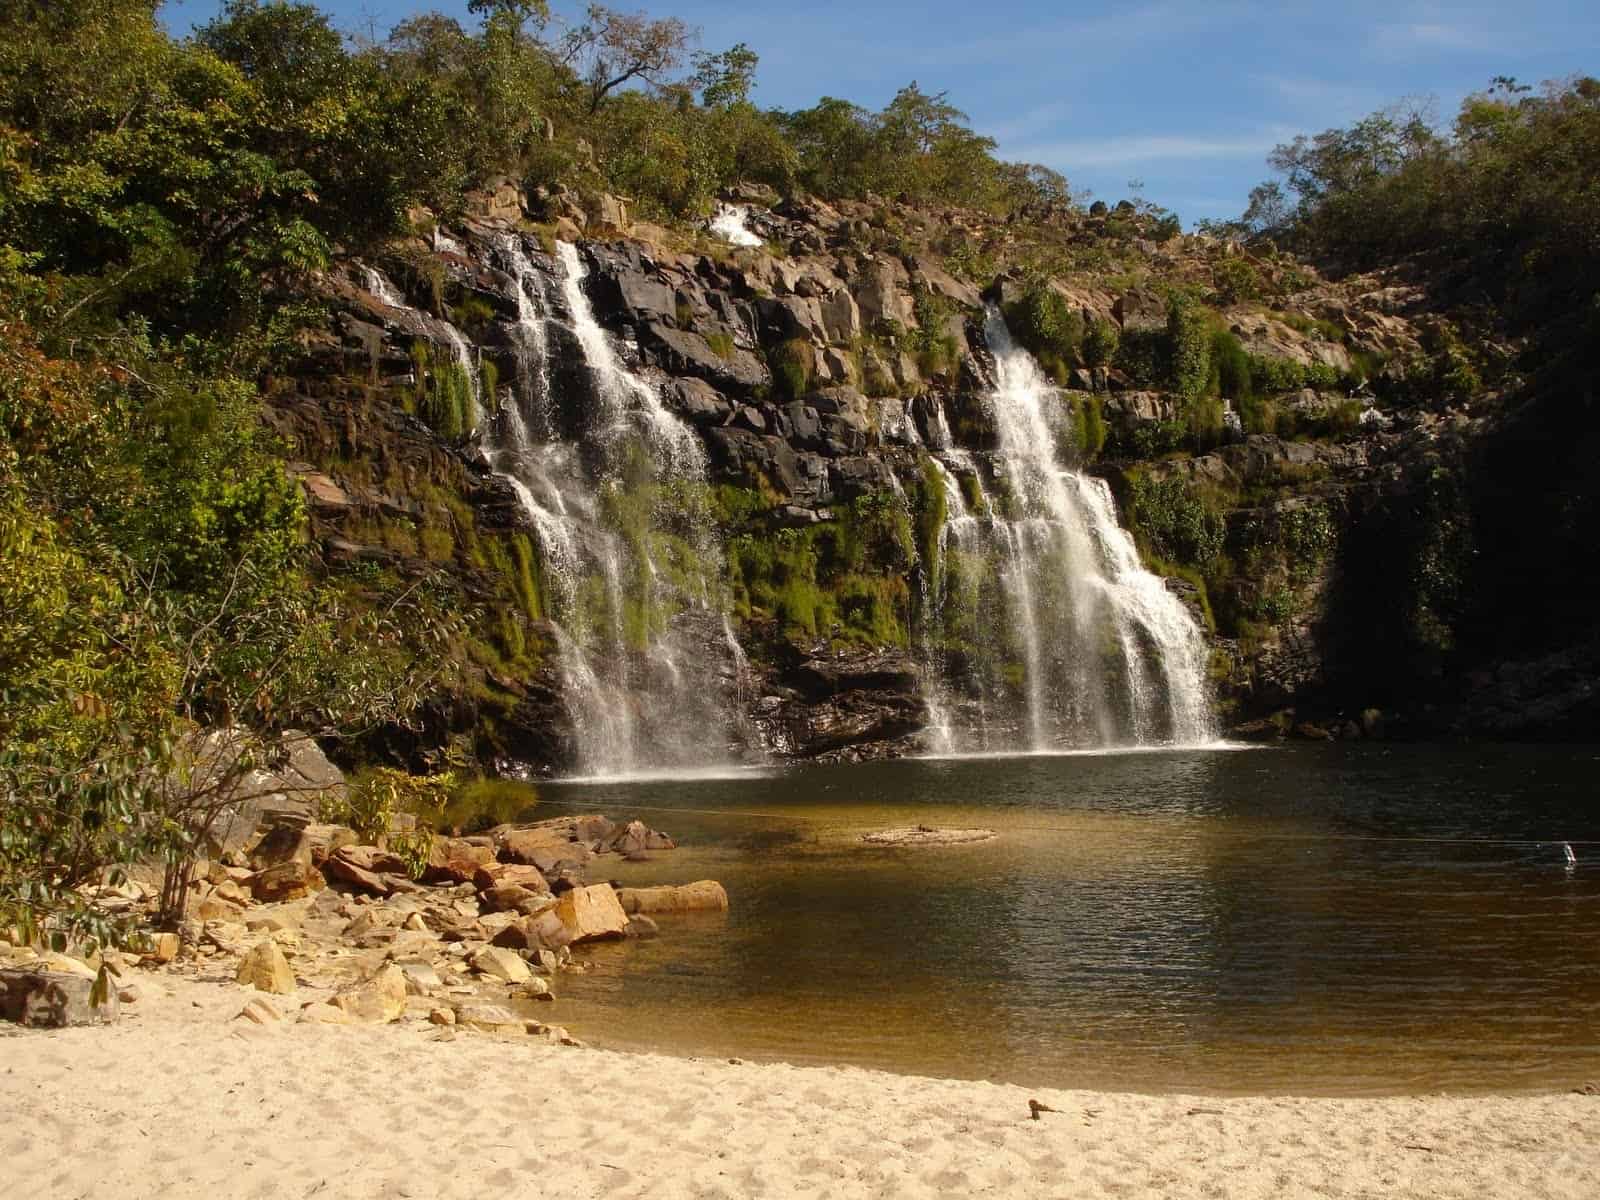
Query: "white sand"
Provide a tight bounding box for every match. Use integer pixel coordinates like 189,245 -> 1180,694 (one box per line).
4,973 -> 1598,1200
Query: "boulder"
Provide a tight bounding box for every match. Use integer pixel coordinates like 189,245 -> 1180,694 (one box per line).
819,288 -> 862,342
247,860 -> 324,903
385,929 -> 440,961
395,959 -> 443,996
616,881 -> 729,915
144,932 -> 181,964
298,1002 -> 355,1026
496,824 -> 590,863
588,192 -> 629,231
472,862 -> 550,893
453,1003 -> 525,1035
491,909 -> 573,952
554,884 -> 629,943
250,824 -> 315,871
276,731 -> 346,809
235,941 -> 296,995
478,884 -> 549,915
422,838 -> 497,886
909,257 -> 981,309
236,998 -> 282,1026
607,820 -> 657,856
327,965 -> 407,1023
466,177 -> 525,223
469,946 -> 532,984
323,847 -> 401,896
663,377 -> 732,426
0,967 -> 118,1027
642,322 -> 770,392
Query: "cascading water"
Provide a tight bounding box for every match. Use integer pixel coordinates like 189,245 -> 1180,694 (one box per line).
710,204 -> 762,248
484,237 -> 748,776
920,307 -> 1215,751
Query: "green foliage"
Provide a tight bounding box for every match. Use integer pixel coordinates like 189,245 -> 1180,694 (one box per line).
1074,393 -> 1107,460
411,341 -> 479,441
1003,282 -> 1082,382
1210,255 -> 1262,305
1211,328 -> 1253,400
1165,293 -> 1211,400
329,767 -> 457,877
727,491 -> 914,645
1126,474 -> 1227,573
1082,318 -> 1119,368
1114,328 -> 1165,388
771,337 -> 814,401
1245,78 -> 1600,398
909,290 -> 960,377
0,286 -> 460,943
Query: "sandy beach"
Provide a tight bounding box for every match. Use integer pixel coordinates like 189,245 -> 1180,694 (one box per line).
4,972 -> 1598,1200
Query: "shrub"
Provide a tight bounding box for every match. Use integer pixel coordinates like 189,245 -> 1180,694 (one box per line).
1211,256 -> 1262,305
1082,318 -> 1120,368
1165,293 -> 1211,399
1004,281 -> 1083,382
1210,329 -> 1253,399
1114,328 -> 1166,387
771,338 -> 813,401
1126,474 -> 1227,572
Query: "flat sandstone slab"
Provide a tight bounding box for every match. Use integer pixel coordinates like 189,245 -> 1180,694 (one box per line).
861,825 -> 997,846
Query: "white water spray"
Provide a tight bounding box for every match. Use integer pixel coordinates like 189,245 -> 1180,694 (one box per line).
919,308 -> 1215,750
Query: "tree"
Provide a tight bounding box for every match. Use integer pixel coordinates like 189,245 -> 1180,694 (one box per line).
467,0 -> 550,27
560,4 -> 693,115
692,43 -> 757,109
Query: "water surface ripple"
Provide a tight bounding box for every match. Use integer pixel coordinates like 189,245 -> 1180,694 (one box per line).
521,744 -> 1600,1094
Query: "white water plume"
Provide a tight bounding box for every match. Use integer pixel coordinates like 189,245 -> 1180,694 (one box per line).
918,308 -> 1215,751
710,204 -> 762,248
476,237 -> 749,777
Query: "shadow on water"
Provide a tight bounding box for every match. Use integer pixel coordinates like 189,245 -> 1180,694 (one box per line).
488,742 -> 1600,1095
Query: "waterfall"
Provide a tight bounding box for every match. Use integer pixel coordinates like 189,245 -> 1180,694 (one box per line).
710,204 -> 762,248
485,237 -> 748,777
920,307 -> 1215,751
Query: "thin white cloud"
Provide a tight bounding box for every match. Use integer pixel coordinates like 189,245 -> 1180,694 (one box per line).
904,2 -> 1252,70
1257,74 -> 1384,117
1368,20 -> 1514,58
1005,131 -> 1289,171
981,102 -> 1073,144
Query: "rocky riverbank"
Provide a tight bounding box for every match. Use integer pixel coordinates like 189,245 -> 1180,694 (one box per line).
1,804 -> 726,1044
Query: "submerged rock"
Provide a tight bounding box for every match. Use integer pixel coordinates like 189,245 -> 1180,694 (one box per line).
860,826 -> 997,846
616,881 -> 729,914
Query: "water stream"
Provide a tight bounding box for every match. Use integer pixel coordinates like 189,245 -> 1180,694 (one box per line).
359,248 -> 1215,774
485,239 -> 746,775
919,309 -> 1214,752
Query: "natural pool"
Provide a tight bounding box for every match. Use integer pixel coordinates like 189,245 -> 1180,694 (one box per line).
506,743 -> 1600,1095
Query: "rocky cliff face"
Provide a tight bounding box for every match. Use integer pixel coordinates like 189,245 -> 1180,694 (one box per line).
263,185 -> 1593,771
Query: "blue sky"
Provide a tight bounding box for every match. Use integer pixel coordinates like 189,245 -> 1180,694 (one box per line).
162,0 -> 1600,222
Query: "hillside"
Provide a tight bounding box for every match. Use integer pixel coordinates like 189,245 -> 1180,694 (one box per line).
5,1 -> 1599,942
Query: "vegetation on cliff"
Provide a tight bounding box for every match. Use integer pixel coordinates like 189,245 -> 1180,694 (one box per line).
4,1 -> 1597,946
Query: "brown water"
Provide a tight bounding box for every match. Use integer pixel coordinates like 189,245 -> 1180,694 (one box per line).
508,743 -> 1600,1095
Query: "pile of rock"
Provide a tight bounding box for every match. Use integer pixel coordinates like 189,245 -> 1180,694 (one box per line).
2,810 -> 728,1039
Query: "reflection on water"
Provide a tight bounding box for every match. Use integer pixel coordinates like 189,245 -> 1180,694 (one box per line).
507,744 -> 1600,1095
